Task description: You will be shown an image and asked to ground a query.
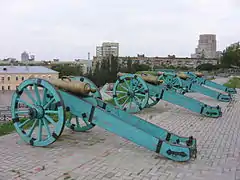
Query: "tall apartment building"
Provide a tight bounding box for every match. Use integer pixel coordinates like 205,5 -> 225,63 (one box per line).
21,51 -> 29,62
96,42 -> 119,57
96,46 -> 103,57
191,34 -> 217,59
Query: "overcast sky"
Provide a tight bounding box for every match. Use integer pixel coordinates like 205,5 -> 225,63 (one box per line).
0,0 -> 239,60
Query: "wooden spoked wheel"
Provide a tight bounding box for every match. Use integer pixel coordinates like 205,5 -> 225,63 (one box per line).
113,74 -> 149,113
65,76 -> 102,132
11,78 -> 65,146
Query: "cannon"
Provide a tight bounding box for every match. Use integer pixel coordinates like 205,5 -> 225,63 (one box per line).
184,72 -> 237,94
111,72 -> 222,118
156,72 -> 232,102
10,76 -> 197,162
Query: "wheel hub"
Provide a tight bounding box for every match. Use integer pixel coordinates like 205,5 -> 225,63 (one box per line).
28,106 -> 45,119
128,90 -> 135,97
166,84 -> 172,89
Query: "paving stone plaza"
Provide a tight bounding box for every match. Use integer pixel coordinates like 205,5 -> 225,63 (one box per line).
0,78 -> 240,180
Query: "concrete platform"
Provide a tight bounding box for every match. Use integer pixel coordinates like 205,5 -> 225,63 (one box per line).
0,78 -> 240,180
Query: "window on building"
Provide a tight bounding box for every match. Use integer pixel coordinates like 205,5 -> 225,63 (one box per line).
8,86 -> 10,90
1,77 -> 4,81
22,77 -> 24,81
2,86 -> 4,90
16,76 -> 18,81
8,77 -> 10,81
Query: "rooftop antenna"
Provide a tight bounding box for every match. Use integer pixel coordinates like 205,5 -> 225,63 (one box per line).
88,52 -> 92,67
87,52 -> 92,73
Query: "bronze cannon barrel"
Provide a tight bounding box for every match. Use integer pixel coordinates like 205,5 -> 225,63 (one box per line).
177,73 -> 189,80
48,78 -> 93,95
29,75 -> 95,95
194,72 -> 204,77
157,71 -> 189,80
117,72 -> 163,85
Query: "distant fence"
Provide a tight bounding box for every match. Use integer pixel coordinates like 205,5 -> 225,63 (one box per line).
0,103 -> 27,121
0,106 -> 11,121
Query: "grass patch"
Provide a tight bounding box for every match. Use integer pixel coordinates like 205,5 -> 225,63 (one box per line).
0,112 -> 72,137
105,98 -> 115,105
0,121 -> 16,136
0,118 -> 33,137
224,77 -> 240,88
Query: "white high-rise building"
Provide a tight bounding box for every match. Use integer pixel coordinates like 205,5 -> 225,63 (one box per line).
96,42 -> 119,57
96,46 -> 103,57
191,34 -> 217,58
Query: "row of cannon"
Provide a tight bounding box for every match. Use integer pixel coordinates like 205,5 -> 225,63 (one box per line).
10,71 -> 235,162
105,71 -> 236,118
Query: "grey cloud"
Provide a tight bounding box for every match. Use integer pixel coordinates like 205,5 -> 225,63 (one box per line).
0,0 -> 239,60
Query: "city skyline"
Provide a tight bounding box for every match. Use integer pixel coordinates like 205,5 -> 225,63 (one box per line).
0,0 -> 239,60
0,34 -> 232,61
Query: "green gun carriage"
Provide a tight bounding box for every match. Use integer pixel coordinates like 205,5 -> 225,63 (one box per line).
155,71 -> 232,102
10,76 -> 197,162
184,72 -> 237,94
111,72 -> 222,118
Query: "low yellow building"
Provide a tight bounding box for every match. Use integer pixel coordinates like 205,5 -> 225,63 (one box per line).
0,66 -> 59,91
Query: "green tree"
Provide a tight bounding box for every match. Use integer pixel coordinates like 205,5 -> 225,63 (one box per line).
51,64 -> 84,77
196,63 -> 218,71
109,55 -> 118,77
221,42 -> 240,67
127,57 -> 132,72
91,55 -> 150,86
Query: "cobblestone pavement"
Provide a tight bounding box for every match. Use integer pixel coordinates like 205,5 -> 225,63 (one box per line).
1,78 -> 240,180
